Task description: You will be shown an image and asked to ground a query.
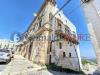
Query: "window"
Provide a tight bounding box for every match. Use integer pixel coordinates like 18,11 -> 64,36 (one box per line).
49,13 -> 53,21
28,42 -> 33,59
56,35 -> 62,40
65,27 -> 70,35
59,42 -> 62,49
58,22 -> 62,30
39,19 -> 42,27
35,23 -> 38,31
49,13 -> 53,26
57,19 -> 62,30
69,53 -> 72,57
70,42 -> 73,46
60,35 -> 62,40
59,13 -> 61,17
4,45 -> 6,49
63,52 -> 66,58
65,28 -> 67,33
33,26 -> 35,31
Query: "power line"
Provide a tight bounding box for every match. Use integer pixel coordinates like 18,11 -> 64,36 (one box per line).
66,1 -> 84,16
50,0 -> 71,20
50,0 -> 85,20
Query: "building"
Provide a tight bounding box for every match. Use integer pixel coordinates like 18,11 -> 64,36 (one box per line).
0,39 -> 17,51
81,0 -> 100,68
17,0 -> 82,71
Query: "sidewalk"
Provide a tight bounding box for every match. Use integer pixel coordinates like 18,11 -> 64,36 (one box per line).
0,54 -> 44,75
0,54 -> 82,75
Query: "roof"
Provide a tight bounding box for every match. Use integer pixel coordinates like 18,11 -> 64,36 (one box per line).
26,1 -> 48,33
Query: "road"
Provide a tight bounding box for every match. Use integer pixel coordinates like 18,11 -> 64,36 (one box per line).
0,62 -> 7,72
0,62 -> 84,75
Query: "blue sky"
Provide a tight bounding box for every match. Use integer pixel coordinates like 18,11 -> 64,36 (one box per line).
0,0 -> 96,58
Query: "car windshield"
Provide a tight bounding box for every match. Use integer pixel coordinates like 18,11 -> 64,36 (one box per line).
0,49 -> 10,53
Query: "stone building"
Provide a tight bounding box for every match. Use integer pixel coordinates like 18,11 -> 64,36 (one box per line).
17,0 -> 82,71
0,39 -> 17,51
81,0 -> 100,68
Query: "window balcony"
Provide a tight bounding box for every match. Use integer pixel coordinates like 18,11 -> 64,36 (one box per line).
63,33 -> 79,44
55,29 -> 79,44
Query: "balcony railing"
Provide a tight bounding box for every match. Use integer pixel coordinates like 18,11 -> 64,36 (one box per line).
55,29 -> 79,44
55,29 -> 63,34
34,23 -> 52,35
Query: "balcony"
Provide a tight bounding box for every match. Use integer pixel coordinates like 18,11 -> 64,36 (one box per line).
34,23 -> 52,35
55,29 -> 63,34
55,29 -> 79,44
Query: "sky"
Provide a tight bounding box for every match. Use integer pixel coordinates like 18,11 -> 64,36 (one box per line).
0,0 -> 96,58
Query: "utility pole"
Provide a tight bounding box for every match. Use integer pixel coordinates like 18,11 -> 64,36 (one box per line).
81,0 -> 100,73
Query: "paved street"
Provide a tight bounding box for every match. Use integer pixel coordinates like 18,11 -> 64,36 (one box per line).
0,54 -> 85,75
0,54 -> 44,75
0,56 -> 96,75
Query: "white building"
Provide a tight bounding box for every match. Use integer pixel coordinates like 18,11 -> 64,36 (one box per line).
18,0 -> 82,71
0,39 -> 17,51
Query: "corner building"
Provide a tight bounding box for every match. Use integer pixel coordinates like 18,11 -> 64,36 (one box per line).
17,0 -> 82,71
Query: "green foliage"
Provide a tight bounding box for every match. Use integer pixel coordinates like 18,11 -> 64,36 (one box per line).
82,60 -> 90,65
82,59 -> 97,65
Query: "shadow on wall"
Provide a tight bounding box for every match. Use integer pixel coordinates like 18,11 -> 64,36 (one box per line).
46,63 -> 85,74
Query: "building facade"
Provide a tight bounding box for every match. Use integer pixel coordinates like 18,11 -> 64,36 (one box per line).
17,0 -> 82,71
0,39 -> 17,51
81,0 -> 100,67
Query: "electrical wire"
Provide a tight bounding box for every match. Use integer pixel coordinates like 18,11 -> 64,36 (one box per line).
50,0 -> 71,20
50,0 -> 85,20
66,1 -> 84,16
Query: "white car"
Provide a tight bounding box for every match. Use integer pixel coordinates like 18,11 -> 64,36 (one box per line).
0,49 -> 12,63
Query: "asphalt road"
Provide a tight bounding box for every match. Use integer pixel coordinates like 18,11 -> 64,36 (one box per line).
0,62 -> 7,72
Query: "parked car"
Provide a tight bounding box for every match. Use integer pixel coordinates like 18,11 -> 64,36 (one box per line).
0,49 -> 12,63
